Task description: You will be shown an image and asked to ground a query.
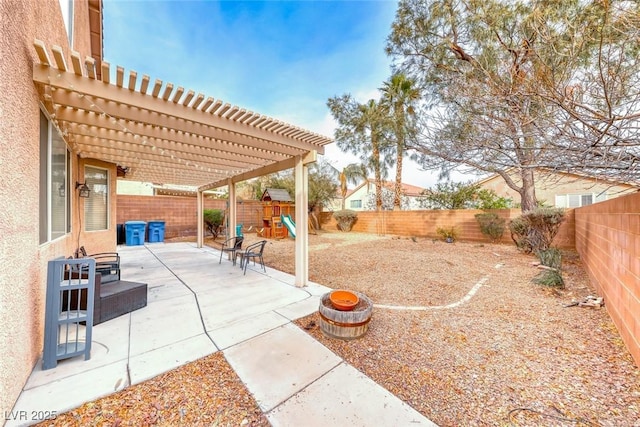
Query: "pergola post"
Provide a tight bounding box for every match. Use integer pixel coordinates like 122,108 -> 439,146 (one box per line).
294,155 -> 309,287
196,190 -> 203,248
228,179 -> 237,238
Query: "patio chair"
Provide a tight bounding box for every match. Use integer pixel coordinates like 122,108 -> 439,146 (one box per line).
236,240 -> 267,275
219,236 -> 244,265
75,246 -> 121,283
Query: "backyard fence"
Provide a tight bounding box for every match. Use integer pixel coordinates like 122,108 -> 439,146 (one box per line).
116,195 -> 274,239
320,208 -> 576,248
574,192 -> 640,366
117,192 -> 638,366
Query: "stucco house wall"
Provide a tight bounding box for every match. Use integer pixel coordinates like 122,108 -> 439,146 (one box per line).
343,180 -> 426,211
479,169 -> 637,208
0,0 -> 113,417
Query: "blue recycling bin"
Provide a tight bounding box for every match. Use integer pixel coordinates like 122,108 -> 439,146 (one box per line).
148,221 -> 166,243
125,221 -> 146,246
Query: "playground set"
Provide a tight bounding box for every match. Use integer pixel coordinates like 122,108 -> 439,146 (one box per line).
258,188 -> 296,239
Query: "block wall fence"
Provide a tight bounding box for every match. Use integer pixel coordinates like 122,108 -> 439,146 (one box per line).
117,193 -> 638,366
320,208 -> 576,248
574,192 -> 640,366
116,195 -> 287,239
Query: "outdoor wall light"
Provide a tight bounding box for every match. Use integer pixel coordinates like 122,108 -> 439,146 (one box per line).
76,182 -> 90,198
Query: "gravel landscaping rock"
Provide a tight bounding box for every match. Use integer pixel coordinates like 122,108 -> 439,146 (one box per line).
42,230 -> 640,426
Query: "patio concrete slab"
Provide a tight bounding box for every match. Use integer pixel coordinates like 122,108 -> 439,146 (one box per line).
8,242 -> 438,427
207,311 -> 289,350
224,323 -> 342,412
7,361 -> 128,427
276,294 -> 323,321
267,362 -> 437,427
25,314 -> 131,389
128,333 -> 217,385
198,280 -> 309,331
128,293 -> 203,355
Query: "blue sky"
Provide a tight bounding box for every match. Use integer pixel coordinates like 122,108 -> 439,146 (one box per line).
102,0 -> 442,188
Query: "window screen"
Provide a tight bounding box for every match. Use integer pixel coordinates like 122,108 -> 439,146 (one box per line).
40,110 -> 70,244
84,166 -> 108,231
581,194 -> 593,206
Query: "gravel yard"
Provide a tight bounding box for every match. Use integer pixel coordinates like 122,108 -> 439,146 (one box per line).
43,230 -> 639,426
256,231 -> 640,426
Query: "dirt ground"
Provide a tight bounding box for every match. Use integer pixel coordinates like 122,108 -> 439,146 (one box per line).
45,230 -> 640,426
243,230 -> 640,427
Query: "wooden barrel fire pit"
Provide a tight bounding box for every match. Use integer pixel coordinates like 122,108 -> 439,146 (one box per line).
319,291 -> 372,340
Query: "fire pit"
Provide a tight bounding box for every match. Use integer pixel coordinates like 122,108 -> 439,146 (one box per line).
319,291 -> 372,340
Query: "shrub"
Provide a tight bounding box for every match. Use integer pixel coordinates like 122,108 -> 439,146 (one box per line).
333,209 -> 358,232
509,208 -> 566,253
533,247 -> 564,287
536,247 -> 562,270
436,226 -> 458,242
533,269 -> 565,287
203,209 -> 224,238
474,213 -> 506,242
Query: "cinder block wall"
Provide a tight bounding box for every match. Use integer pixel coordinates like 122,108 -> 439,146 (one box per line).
574,192 -> 640,366
321,208 -> 576,248
116,196 -> 269,239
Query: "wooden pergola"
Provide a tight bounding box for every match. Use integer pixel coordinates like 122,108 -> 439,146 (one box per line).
32,40 -> 332,286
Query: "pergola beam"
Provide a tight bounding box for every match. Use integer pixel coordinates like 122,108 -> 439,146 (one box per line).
33,67 -> 328,155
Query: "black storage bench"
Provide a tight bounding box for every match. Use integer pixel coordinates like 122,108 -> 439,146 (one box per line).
67,247 -> 148,325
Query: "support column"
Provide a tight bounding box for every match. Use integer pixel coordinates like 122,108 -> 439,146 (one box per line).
196,190 -> 203,248
228,179 -> 237,237
294,155 -> 309,287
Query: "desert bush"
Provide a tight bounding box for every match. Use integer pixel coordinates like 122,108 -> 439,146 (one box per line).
533,269 -> 565,287
333,209 -> 358,232
509,208 -> 566,253
436,226 -> 458,242
204,209 -> 224,238
474,213 -> 506,242
536,247 -> 562,270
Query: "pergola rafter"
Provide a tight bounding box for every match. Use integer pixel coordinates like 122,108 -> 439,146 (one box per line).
33,40 -> 331,188
33,40 -> 327,286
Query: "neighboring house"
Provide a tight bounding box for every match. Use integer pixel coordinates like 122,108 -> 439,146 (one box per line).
343,179 -> 427,211
477,169 -> 638,208
117,180 -> 225,198
1,0 -> 330,416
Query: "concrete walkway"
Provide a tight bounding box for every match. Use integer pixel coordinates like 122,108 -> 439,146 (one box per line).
8,242 -> 436,427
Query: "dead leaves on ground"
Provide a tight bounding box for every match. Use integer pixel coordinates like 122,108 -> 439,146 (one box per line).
38,353 -> 269,427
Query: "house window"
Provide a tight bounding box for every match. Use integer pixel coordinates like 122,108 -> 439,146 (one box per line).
555,193 -> 606,208
58,0 -> 74,47
84,166 -> 108,231
350,200 -> 362,209
39,111 -> 71,244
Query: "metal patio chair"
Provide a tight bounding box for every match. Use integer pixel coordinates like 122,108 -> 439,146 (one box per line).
236,240 -> 267,275
219,236 -> 244,265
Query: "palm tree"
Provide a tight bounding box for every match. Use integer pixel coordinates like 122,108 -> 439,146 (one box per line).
327,95 -> 391,211
338,163 -> 368,209
380,73 -> 420,210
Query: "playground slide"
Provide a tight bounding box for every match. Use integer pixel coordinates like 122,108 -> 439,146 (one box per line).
281,214 -> 296,239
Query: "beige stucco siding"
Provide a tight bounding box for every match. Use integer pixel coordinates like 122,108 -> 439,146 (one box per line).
479,170 -> 637,207
0,0 -> 97,417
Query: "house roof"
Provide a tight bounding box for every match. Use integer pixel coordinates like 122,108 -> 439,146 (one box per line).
261,188 -> 293,202
32,41 -> 332,191
359,179 -> 426,197
476,168 -> 639,188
